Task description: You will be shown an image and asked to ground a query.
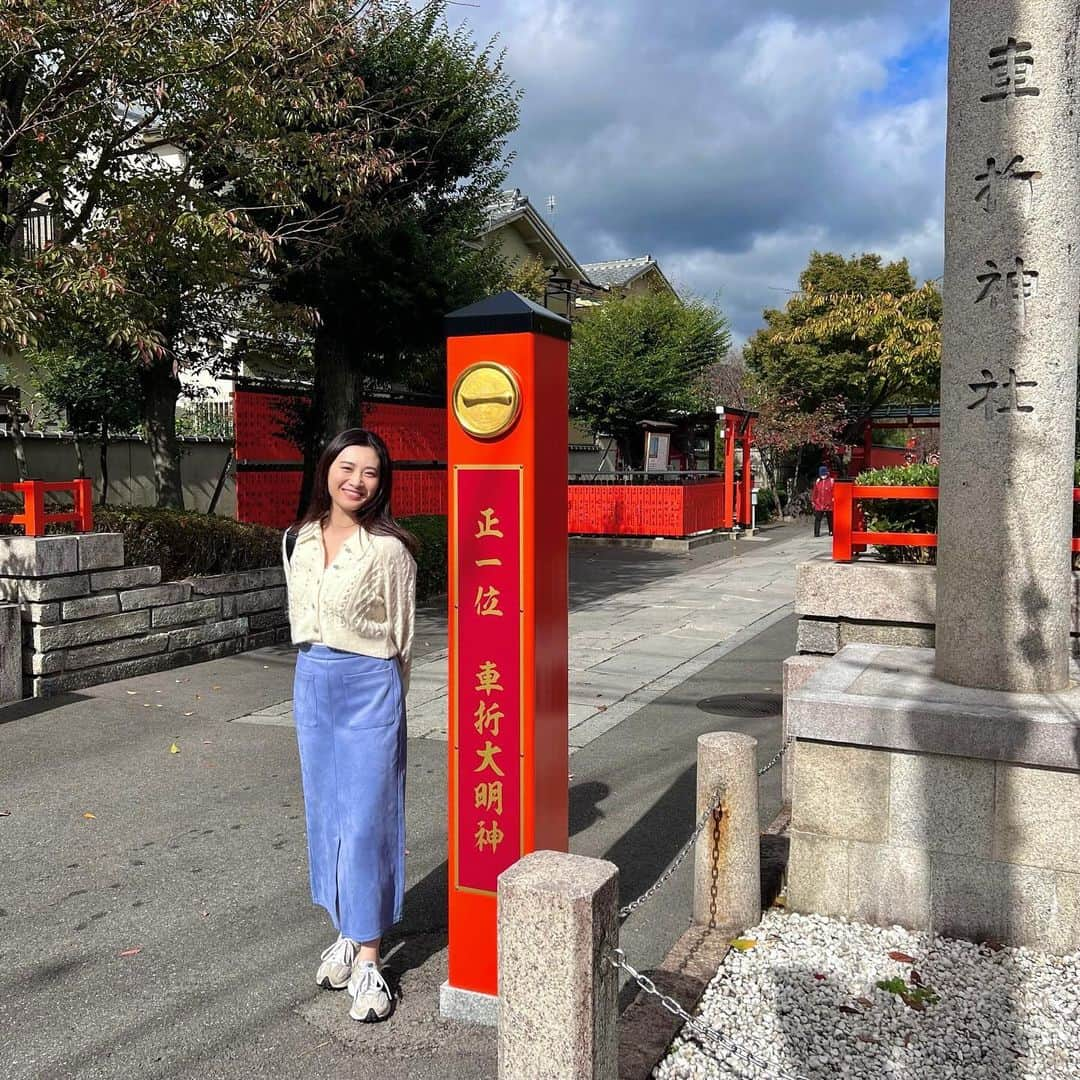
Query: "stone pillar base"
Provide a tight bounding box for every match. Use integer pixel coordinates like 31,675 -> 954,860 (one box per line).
786,644 -> 1080,954
439,981 -> 498,1026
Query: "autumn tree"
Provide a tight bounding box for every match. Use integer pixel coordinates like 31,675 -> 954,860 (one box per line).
744,252 -> 940,422
569,291 -> 730,468
1,0 -> 412,506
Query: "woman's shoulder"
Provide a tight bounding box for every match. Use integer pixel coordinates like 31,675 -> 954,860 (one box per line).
368,530 -> 415,563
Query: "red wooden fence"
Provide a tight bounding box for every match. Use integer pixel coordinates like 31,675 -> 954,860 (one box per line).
833,482 -> 1080,561
0,479 -> 94,536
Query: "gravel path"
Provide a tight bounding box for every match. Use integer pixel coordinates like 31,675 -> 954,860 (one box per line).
654,910 -> 1080,1080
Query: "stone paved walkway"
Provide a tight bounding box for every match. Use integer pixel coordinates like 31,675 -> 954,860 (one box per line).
238,528 -> 825,751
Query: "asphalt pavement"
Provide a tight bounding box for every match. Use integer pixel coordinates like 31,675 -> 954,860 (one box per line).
0,524 -> 814,1080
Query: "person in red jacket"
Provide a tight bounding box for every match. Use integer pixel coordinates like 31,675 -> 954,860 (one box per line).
812,465 -> 835,537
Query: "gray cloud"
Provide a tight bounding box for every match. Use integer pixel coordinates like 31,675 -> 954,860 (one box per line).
450,1 -> 948,340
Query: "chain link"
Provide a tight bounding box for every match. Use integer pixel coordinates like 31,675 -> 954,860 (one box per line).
617,739 -> 793,921
756,736 -> 793,777
618,787 -> 722,920
609,948 -> 810,1080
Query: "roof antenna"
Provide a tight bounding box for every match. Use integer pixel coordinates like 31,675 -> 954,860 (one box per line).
546,195 -> 557,215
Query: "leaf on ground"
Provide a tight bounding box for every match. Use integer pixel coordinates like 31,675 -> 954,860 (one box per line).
838,1005 -> 861,1015
82,812 -> 96,820
888,951 -> 916,963
730,938 -> 757,952
910,969 -> 924,985
812,972 -> 827,981
211,685 -> 221,691
856,1034 -> 880,1044
772,895 -> 787,908
856,997 -> 874,1008
0,809 -> 10,817
169,742 -> 180,754
117,946 -> 142,958
981,938 -> 1005,953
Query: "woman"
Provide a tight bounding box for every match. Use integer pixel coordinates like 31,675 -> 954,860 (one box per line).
282,428 -> 417,1022
811,464 -> 835,538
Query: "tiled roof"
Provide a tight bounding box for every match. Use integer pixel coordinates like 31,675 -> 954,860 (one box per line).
484,188 -> 528,229
580,256 -> 657,288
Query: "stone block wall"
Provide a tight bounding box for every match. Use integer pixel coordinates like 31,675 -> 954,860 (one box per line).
794,555 -> 1080,656
787,740 -> 1080,954
0,534 -> 288,698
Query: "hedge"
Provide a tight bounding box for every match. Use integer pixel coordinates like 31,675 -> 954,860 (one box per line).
1,504 -> 449,600
857,462 -> 1080,566
856,464 -> 940,565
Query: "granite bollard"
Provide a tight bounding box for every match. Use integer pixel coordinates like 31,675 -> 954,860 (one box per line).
693,732 -> 760,932
497,850 -> 618,1080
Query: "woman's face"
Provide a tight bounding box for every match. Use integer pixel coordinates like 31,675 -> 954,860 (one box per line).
327,444 -> 381,516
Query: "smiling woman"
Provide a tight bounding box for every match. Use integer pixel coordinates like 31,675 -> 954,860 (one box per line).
282,428 -> 418,1024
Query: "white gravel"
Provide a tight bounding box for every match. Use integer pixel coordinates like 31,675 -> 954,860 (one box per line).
653,909 -> 1080,1080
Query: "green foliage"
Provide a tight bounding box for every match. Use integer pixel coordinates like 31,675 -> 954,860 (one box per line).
876,976 -> 940,1009
744,252 -> 938,421
24,324 -> 143,439
268,1 -> 519,417
755,488 -> 778,525
404,514 -> 448,600
504,256 -> 550,306
21,506 -> 449,597
569,291 -> 730,467
856,463 -> 939,564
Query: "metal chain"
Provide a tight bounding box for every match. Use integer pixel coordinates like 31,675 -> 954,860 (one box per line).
618,787 -> 722,920
756,736 -> 793,777
617,739 -> 793,921
609,948 -> 810,1080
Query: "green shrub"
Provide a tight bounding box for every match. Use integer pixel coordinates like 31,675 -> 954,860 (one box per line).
755,488 -> 778,525
402,514 -> 448,600
855,464 -> 939,564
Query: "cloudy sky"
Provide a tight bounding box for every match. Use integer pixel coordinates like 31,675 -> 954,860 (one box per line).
448,0 -> 949,343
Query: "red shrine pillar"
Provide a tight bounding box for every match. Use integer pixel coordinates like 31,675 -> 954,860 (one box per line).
738,414 -> 755,528
440,291 -> 570,1020
722,413 -> 737,530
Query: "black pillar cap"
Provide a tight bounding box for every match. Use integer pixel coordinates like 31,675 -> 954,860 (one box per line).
445,290 -> 572,342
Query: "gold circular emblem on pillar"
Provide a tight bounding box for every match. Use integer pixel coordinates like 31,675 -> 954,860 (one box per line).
452,362 -> 522,439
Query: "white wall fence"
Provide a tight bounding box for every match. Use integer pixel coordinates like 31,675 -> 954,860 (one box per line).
0,432 -> 235,516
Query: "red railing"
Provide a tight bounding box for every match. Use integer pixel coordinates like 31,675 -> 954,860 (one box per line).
0,479 -> 94,536
833,482 -> 1080,561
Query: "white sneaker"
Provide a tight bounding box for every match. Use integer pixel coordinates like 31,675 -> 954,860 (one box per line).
348,960 -> 392,1022
316,935 -> 358,990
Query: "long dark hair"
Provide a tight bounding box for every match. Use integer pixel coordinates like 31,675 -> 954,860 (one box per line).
296,428 -> 418,558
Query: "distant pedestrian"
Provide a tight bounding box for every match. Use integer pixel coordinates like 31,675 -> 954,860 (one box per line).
283,428 -> 417,1023
812,465 -> 835,538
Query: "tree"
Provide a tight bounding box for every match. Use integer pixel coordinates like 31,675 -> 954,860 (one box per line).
256,0 -> 519,511
25,324 -> 143,503
505,255 -> 550,306
744,252 -> 938,422
2,0 -> 410,506
569,291 -> 730,468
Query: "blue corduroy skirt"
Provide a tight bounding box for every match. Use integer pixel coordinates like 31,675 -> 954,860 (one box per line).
293,644 -> 406,942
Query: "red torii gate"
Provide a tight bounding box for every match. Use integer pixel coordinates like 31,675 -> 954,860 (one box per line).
719,406 -> 757,529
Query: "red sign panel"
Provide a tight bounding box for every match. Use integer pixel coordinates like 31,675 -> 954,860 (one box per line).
454,465 -> 523,894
